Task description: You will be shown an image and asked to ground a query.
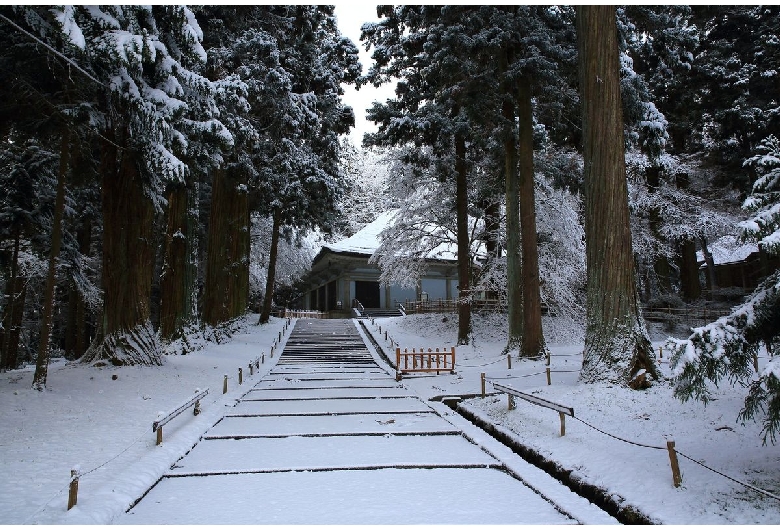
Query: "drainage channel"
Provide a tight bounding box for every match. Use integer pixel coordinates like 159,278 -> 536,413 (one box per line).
438,396 -> 655,525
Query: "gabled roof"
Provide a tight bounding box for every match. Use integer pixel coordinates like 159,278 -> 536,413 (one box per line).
313,209 -> 471,268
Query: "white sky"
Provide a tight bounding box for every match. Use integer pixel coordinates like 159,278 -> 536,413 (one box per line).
332,4 -> 396,146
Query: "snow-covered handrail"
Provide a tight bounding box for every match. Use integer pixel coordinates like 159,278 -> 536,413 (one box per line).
488,379 -> 573,436
152,388 -> 209,445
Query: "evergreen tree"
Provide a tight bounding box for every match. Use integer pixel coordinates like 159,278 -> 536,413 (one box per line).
669,135 -> 780,444
577,5 -> 660,388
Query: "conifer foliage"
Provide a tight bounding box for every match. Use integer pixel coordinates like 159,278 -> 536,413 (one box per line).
669,135 -> 780,443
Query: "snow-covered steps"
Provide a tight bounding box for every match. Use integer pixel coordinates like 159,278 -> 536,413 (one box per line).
164,434 -> 500,476
122,468 -> 577,525
118,319 -> 600,525
204,411 -> 460,438
228,396 -> 431,416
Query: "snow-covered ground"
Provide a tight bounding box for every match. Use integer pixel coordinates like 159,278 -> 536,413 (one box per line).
370,312 -> 780,525
1,312 -> 778,524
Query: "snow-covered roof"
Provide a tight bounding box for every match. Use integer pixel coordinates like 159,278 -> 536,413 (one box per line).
325,210 -> 398,256
697,235 -> 757,266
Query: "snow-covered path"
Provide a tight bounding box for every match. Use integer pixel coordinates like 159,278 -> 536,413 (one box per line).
117,319 -> 612,525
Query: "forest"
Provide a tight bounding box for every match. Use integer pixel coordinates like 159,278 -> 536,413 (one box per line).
1,6 -> 779,441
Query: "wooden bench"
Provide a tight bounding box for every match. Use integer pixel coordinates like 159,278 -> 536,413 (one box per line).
491,381 -> 573,436
395,347 -> 455,380
152,388 -> 209,445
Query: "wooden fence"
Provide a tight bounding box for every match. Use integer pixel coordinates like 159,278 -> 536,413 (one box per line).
395,346 -> 455,380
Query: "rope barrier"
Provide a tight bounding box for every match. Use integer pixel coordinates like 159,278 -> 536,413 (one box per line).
570,415 -> 667,450
458,357 -> 506,368
571,415 -> 780,501
485,372 -> 546,381
676,450 -> 780,502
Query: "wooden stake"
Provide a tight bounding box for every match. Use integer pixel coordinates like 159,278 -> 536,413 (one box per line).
507,355 -> 512,369
481,372 -> 486,398
238,367 -> 243,385
223,374 -> 228,394
156,425 -> 163,445
667,439 -> 682,487
559,411 -> 566,436
249,362 -> 253,376
659,346 -> 663,359
508,394 -> 515,410
67,469 -> 79,510
546,366 -> 551,385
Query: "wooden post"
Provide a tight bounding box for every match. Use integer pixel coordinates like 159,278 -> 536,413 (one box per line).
194,399 -> 201,416
238,367 -> 243,385
507,354 -> 512,369
270,345 -> 274,358
546,366 -> 551,385
481,372 -> 486,398
156,425 -> 163,445
667,439 -> 682,487
559,412 -> 566,436
659,346 -> 663,359
262,353 -> 265,364
67,469 -> 79,510
223,374 -> 228,394
278,331 -> 282,342
508,394 -> 515,410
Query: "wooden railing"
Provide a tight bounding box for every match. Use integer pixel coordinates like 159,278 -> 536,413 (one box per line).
489,380 -> 573,436
395,346 -> 455,380
152,388 -> 209,445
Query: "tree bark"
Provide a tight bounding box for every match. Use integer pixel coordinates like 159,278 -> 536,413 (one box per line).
1,229 -> 26,371
160,182 -> 196,342
80,128 -> 161,366
33,131 -> 69,389
258,207 -> 281,325
700,236 -> 718,295
577,5 -> 659,388
65,219 -> 92,359
455,133 -> 472,345
517,75 -> 546,359
503,94 -> 523,354
678,238 -> 702,301
202,166 -> 250,327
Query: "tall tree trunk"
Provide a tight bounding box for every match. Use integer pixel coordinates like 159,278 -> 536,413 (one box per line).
81,130 -> 161,366
577,5 -> 659,388
258,208 -> 281,325
1,229 -> 26,371
517,75 -> 546,359
678,238 -> 701,301
483,198 -> 501,262
700,236 -> 718,295
65,219 -> 92,359
455,133 -> 472,345
503,94 -> 523,354
160,182 -> 197,342
202,166 -> 250,327
33,131 -> 69,389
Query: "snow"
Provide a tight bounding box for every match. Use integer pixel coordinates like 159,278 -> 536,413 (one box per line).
325,209 -> 397,255
2,313 -> 779,524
